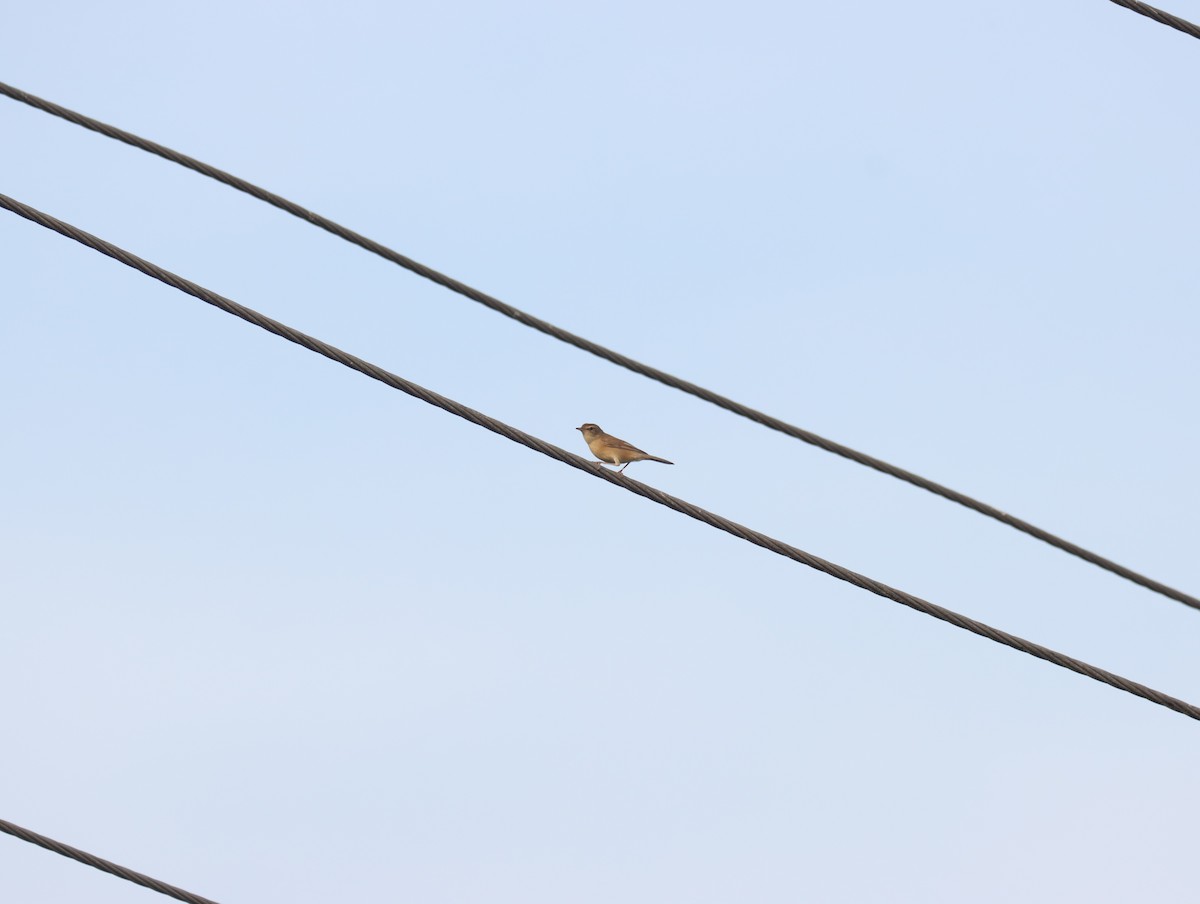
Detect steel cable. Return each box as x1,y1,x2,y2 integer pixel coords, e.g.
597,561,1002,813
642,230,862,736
0,81,1195,611
0,817,221,904
3,191,1198,724
1107,0,1200,39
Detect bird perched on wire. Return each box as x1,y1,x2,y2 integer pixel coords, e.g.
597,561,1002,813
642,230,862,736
576,423,674,473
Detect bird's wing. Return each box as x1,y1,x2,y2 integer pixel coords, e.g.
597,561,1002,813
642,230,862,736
606,436,648,454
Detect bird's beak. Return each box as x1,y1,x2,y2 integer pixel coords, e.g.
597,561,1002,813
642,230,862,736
575,426,583,432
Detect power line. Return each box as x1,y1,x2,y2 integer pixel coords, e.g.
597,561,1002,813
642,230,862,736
3,191,1198,725
0,817,221,904
1108,0,1200,39
1,83,1194,613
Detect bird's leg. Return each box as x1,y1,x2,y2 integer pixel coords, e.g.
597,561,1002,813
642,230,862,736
617,463,630,473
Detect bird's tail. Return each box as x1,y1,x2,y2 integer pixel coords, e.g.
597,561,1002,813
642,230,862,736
646,455,674,465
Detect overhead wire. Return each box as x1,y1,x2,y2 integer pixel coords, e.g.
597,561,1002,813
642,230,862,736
1107,0,1200,39
3,191,1198,725
0,816,221,904
0,81,1195,612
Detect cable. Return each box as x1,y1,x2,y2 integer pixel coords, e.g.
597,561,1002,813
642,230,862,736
0,817,220,904
3,192,1197,725
1,83,1195,613
1108,0,1200,40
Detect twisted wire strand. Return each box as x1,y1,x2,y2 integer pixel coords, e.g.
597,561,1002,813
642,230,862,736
1,82,1195,613
1108,0,1200,39
3,191,1198,724
0,817,220,904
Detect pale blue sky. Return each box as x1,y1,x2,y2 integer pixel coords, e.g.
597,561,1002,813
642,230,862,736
3,1,1199,901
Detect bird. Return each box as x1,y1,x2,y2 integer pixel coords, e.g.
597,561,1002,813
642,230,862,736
576,423,674,473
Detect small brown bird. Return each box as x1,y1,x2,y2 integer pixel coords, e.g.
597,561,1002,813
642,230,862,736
576,423,674,473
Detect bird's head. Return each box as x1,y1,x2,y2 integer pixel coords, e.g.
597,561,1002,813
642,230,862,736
577,423,602,438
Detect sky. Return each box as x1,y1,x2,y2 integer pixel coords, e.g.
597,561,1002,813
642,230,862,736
2,1,1199,901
